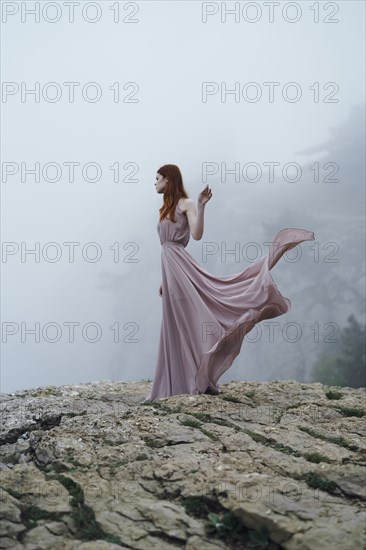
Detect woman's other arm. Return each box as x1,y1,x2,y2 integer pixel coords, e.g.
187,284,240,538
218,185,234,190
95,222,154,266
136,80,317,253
184,185,213,241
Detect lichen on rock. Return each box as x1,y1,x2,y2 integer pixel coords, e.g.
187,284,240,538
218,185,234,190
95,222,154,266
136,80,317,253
0,379,365,549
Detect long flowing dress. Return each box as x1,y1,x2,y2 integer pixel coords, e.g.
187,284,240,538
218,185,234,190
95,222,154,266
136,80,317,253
145,200,315,401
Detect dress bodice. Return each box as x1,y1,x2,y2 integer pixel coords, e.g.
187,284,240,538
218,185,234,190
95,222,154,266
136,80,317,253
157,200,190,248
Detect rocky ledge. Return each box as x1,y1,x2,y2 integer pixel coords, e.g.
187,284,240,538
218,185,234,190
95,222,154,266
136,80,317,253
0,379,365,550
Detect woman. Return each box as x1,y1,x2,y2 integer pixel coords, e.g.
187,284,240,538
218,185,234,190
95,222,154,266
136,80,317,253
145,164,315,401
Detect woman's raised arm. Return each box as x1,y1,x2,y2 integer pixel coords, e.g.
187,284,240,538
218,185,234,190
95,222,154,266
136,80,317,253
185,185,212,240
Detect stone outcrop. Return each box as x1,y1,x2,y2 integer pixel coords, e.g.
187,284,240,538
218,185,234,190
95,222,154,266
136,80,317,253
0,379,365,549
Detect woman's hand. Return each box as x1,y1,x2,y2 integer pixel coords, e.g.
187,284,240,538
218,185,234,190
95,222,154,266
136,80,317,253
159,284,162,297
198,184,213,206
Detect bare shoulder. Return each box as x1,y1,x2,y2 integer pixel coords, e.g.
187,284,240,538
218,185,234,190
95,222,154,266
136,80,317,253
178,198,194,213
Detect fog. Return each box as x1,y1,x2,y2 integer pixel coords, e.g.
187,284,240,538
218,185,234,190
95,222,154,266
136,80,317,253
1,1,365,393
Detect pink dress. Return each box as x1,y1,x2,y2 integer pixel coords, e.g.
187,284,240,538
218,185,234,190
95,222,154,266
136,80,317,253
145,201,315,401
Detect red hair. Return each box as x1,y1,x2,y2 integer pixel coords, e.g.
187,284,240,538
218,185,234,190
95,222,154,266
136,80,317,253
157,164,190,223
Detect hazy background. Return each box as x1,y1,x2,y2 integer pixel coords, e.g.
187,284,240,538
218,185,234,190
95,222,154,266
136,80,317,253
1,0,365,393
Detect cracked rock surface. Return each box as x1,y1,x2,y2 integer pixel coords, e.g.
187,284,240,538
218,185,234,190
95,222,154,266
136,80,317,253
0,379,365,549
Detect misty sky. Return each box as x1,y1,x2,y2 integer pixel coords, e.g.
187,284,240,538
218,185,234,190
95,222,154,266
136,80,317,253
1,0,365,393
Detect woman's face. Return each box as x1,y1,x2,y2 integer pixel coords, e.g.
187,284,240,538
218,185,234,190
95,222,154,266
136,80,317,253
155,172,168,194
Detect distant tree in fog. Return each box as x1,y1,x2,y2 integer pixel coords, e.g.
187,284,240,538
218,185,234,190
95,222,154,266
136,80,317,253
311,314,366,388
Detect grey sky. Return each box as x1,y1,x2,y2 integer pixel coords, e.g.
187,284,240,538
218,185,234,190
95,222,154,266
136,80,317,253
1,0,365,392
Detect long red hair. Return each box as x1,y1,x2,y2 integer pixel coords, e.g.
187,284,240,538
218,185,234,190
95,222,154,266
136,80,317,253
157,164,190,223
